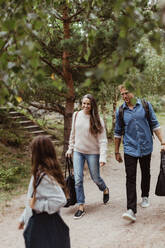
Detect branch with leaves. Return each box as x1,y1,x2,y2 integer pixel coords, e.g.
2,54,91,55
29,101,65,115
40,56,63,78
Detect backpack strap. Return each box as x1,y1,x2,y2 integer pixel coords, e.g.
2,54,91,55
141,99,153,136
118,104,125,135
31,173,46,198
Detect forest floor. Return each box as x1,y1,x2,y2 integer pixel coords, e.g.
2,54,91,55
1,131,165,248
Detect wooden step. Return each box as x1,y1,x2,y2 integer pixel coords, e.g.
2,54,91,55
6,109,59,143
9,111,20,114
0,107,15,112
8,116,28,120
22,125,39,131
17,120,34,126
52,140,59,144
9,111,24,117
30,130,46,135
23,125,39,129
0,107,9,110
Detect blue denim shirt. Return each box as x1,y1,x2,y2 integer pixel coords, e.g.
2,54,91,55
114,99,160,157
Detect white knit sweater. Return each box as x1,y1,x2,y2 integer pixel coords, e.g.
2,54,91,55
68,110,107,163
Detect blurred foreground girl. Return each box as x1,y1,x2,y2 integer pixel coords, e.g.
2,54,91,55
18,136,70,248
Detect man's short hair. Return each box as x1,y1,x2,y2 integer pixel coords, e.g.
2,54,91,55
118,84,126,91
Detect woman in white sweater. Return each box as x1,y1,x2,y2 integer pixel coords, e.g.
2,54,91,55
18,136,70,248
66,94,109,219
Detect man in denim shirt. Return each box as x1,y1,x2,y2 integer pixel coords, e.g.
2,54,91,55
114,85,165,222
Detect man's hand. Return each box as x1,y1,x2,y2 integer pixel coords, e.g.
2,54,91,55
161,144,165,151
100,162,105,167
18,222,24,230
153,129,165,151
115,153,123,163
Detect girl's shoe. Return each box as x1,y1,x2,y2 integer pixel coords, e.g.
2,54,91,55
103,188,109,204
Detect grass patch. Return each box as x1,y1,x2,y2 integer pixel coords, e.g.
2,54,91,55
0,142,31,207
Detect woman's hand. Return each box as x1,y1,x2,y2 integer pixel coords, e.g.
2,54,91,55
100,162,105,167
18,222,24,230
65,150,72,158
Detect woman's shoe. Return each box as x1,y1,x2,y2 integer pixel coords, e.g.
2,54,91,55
103,188,109,204
74,209,85,219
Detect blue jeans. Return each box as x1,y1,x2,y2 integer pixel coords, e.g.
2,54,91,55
73,151,107,205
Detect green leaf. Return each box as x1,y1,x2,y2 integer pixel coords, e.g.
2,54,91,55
119,28,126,38
30,56,39,68
84,47,91,62
3,19,16,31
52,58,61,66
82,78,91,87
51,79,64,91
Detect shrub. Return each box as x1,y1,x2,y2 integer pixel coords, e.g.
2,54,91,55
0,129,23,147
0,166,24,190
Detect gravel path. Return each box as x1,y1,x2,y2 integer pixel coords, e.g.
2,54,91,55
1,135,165,248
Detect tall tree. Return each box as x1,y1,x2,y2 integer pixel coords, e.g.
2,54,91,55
0,0,162,152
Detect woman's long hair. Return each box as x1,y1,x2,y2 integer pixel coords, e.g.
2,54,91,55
82,94,103,135
31,136,66,194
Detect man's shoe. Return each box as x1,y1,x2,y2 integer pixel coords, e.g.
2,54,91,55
122,209,136,222
140,197,150,208
103,188,109,204
74,210,85,219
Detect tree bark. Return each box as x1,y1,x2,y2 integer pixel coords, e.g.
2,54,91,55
62,6,75,159
111,88,118,136
100,100,108,134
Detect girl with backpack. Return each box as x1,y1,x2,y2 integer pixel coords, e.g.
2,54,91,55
66,94,109,219
18,135,70,248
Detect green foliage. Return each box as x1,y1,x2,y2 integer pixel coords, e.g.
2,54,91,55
0,129,23,147
147,95,165,112
0,0,163,105
0,166,24,190
0,0,164,142
0,140,31,198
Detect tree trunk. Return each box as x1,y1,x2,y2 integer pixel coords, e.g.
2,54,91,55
110,88,118,137
100,100,108,134
62,6,75,161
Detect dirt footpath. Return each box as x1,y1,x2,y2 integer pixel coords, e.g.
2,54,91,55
1,137,165,248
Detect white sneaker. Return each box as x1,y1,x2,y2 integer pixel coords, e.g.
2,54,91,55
141,197,150,208
122,209,136,222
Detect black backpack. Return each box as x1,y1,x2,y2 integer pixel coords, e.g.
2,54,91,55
119,99,153,136
155,150,165,196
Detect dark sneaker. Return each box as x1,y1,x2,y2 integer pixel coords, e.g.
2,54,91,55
74,210,85,219
64,199,71,208
103,188,109,204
